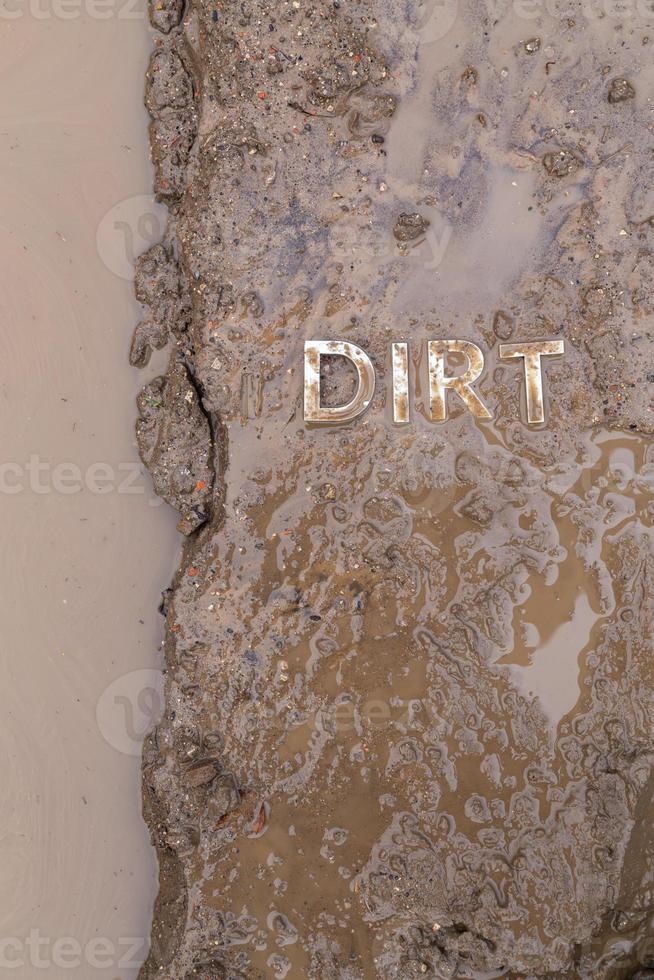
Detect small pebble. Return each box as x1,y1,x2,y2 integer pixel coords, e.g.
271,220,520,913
608,77,635,103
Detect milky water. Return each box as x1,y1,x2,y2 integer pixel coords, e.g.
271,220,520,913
0,6,177,977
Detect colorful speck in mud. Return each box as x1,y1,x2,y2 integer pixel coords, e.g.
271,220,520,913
133,0,654,977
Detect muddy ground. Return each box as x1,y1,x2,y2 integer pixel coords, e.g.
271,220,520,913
131,0,654,976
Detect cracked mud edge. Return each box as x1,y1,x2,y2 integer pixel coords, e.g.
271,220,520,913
131,0,653,977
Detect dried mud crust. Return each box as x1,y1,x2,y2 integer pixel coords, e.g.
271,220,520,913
133,0,653,977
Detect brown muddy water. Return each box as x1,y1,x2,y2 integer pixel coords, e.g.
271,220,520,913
0,6,178,978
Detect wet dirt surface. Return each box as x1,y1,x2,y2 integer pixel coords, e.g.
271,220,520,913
134,0,653,977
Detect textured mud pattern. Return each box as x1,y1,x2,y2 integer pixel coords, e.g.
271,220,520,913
132,0,654,977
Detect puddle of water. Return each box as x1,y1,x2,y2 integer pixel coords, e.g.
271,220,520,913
0,7,178,978
391,166,549,315
510,591,599,726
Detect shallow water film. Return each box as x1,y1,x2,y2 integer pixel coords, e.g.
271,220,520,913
132,0,653,977
0,6,180,979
